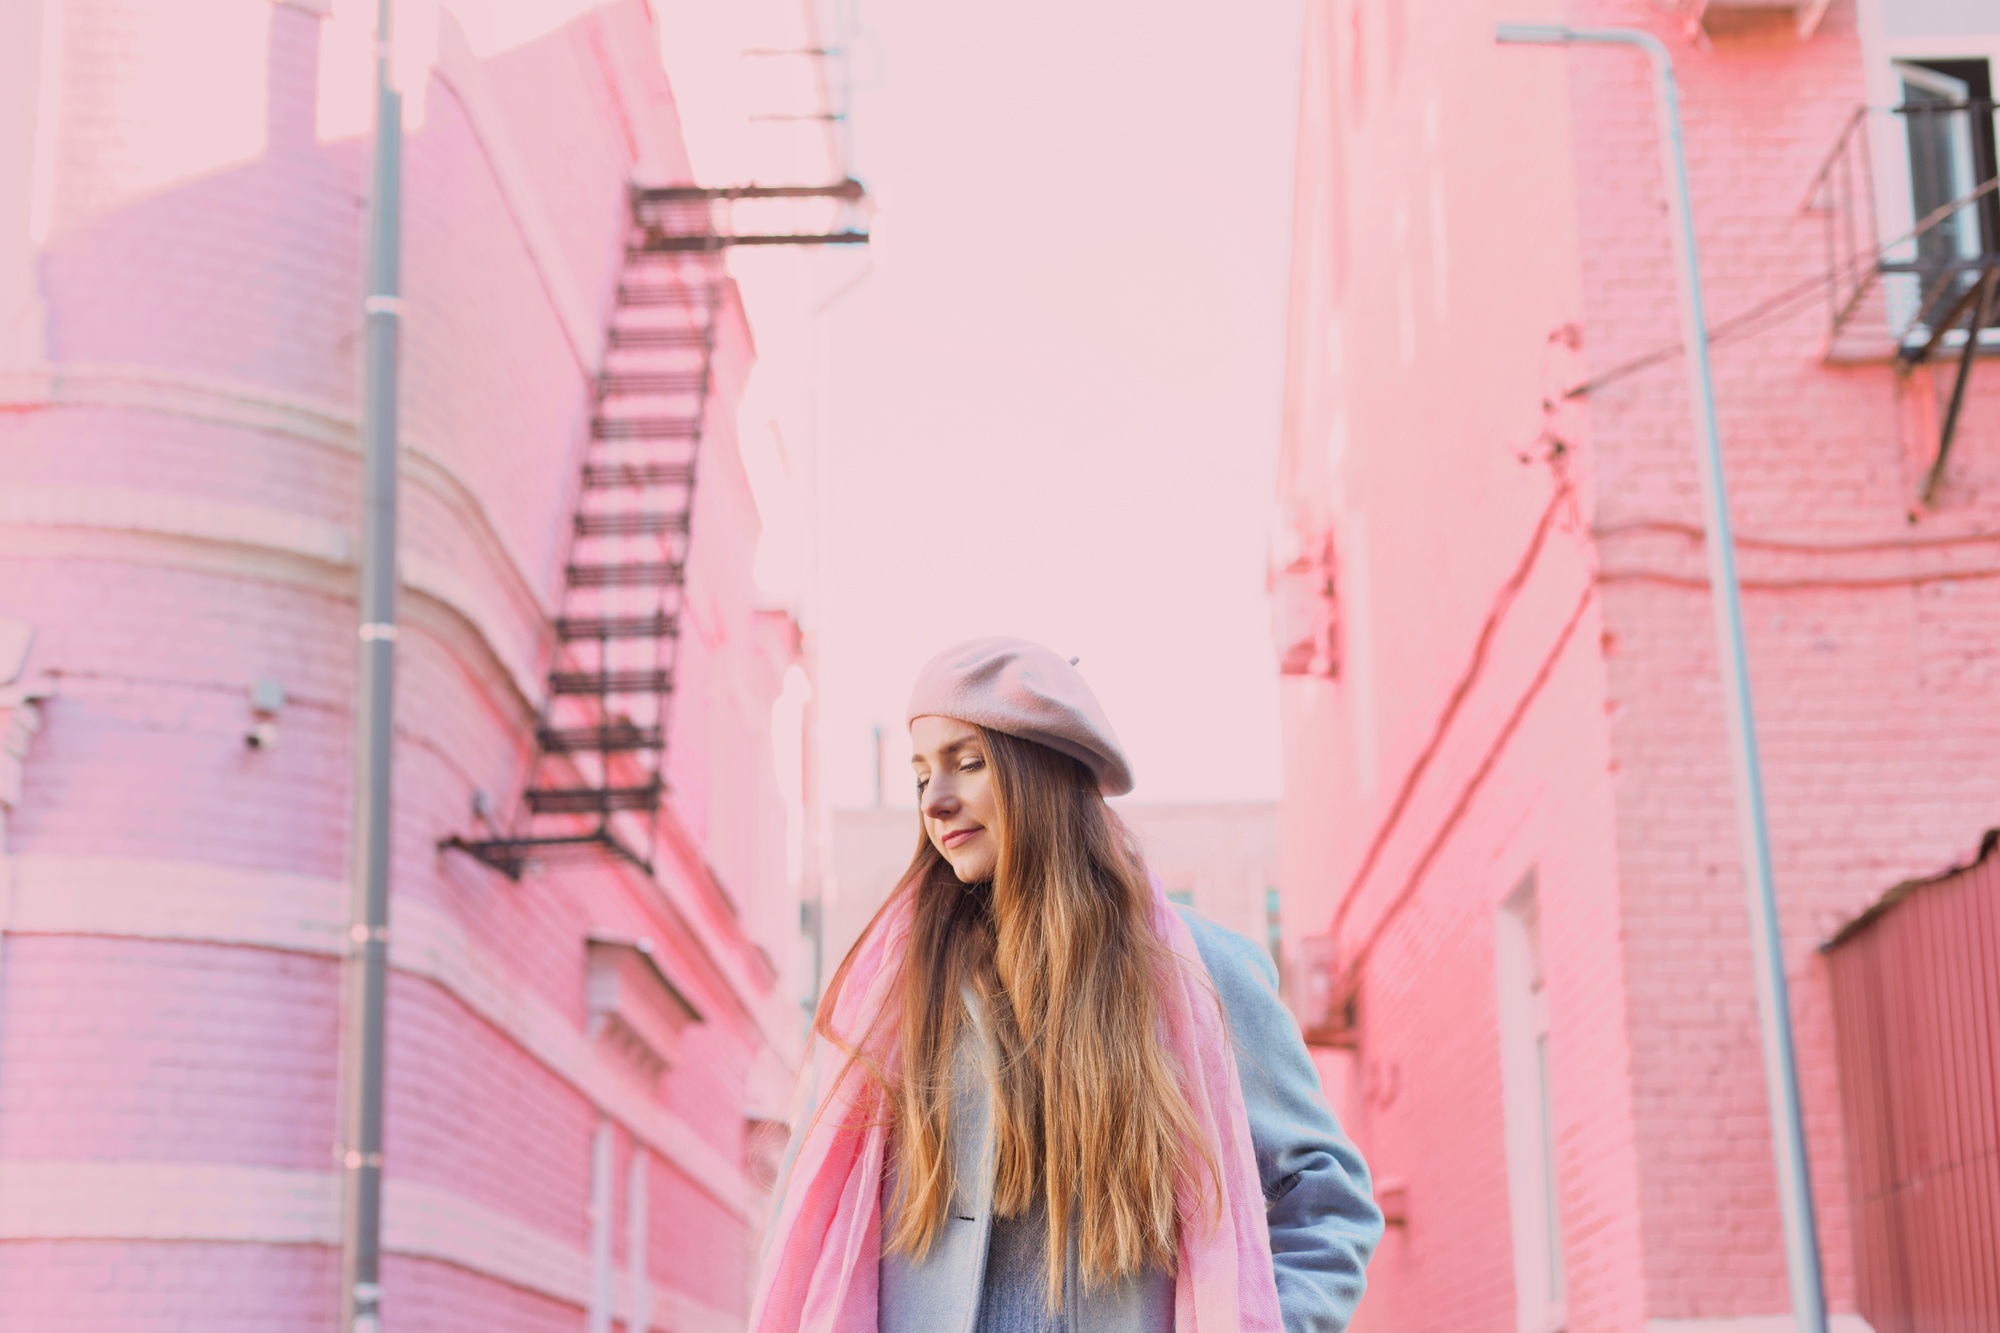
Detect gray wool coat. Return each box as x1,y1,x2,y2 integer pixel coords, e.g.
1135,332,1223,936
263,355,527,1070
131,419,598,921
878,910,1383,1333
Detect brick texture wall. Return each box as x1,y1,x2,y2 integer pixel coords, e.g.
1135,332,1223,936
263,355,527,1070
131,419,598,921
0,2,798,1327
1276,0,2000,1329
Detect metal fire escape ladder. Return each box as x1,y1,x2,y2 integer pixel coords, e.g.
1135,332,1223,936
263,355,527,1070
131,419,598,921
447,239,716,877
446,180,867,879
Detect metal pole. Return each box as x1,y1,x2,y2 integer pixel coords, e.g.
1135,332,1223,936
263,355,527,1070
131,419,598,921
1496,24,1828,1333
342,0,400,1328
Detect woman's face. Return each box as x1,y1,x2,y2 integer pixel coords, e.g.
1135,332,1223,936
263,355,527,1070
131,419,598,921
910,715,1000,883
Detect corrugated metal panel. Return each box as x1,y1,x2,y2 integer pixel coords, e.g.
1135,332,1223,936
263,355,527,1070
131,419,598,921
1825,839,2000,1333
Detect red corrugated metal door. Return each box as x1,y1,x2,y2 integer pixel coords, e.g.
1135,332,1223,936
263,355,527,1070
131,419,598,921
1825,840,2000,1333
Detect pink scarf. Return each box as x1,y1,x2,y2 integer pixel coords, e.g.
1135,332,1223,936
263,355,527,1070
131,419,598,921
749,879,1283,1332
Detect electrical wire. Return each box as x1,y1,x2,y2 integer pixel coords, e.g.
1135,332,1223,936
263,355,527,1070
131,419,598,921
1317,175,2000,987
1328,481,1576,943
1571,174,2000,400
1345,581,1597,979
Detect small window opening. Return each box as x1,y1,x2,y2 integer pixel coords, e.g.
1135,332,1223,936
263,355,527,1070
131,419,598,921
1894,58,1999,335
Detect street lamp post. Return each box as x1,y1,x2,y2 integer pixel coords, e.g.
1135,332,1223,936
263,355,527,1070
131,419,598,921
1495,24,1829,1333
342,0,401,1329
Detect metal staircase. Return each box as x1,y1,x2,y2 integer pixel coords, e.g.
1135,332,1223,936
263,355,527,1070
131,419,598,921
447,180,865,879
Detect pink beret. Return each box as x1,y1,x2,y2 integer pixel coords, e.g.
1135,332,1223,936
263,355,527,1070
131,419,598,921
907,637,1134,796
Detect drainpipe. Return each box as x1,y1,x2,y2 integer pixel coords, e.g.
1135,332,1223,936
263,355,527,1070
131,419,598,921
341,0,401,1328
1495,25,1829,1333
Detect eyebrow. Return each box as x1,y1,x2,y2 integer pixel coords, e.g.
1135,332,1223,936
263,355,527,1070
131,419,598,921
910,736,979,767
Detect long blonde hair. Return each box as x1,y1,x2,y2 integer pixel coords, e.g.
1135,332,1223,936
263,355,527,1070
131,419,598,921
814,727,1219,1306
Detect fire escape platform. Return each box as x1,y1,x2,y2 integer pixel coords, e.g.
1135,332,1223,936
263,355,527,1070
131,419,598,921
1807,96,1999,504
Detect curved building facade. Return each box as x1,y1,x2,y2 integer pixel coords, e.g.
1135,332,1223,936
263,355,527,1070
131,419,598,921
0,2,802,1327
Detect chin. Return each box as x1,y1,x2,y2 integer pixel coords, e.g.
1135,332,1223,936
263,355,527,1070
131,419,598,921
944,850,996,883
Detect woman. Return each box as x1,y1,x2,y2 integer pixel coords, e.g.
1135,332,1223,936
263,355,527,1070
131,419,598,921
754,638,1382,1333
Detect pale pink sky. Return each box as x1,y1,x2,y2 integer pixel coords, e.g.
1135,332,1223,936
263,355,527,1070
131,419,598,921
816,0,1306,808
64,0,1302,812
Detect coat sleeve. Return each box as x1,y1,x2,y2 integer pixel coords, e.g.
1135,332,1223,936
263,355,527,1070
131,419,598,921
1181,909,1383,1333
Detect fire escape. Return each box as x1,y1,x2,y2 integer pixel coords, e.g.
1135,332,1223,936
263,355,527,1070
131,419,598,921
446,179,865,877
1808,88,2000,503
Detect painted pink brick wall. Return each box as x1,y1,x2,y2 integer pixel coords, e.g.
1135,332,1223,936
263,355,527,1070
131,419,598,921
1566,0,1999,1318
1332,623,1641,1333
396,76,602,599
43,5,363,403
383,975,600,1247
0,938,341,1169
0,2,792,1326
1276,0,2000,1329
0,1241,341,1333
483,24,651,317
649,1157,756,1314
387,1255,581,1333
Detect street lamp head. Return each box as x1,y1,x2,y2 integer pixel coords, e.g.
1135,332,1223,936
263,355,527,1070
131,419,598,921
1496,22,1672,62
1494,23,1572,44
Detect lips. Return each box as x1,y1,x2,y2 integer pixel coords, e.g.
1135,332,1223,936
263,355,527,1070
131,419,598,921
941,827,982,849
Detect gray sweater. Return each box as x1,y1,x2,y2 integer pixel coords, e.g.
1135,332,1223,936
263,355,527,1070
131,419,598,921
975,1205,1074,1333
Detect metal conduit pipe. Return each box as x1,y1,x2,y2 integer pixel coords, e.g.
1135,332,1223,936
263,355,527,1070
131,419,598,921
1495,23,1830,1333
341,0,401,1328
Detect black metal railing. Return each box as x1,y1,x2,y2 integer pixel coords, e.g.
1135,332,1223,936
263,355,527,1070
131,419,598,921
1806,99,2000,356
631,178,868,251
1805,98,2000,502
1804,106,1880,343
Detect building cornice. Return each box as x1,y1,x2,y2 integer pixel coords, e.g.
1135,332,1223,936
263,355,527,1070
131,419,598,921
0,361,558,615
0,486,545,719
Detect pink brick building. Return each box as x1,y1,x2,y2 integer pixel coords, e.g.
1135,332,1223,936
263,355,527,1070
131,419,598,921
1272,2,1999,1331
0,2,807,1327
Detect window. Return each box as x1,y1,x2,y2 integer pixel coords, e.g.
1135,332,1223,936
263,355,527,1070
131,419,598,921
1864,0,2000,343
1496,874,1565,1333
1894,58,1998,334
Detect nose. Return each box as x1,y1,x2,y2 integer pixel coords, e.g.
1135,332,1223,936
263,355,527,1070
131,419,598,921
921,782,956,821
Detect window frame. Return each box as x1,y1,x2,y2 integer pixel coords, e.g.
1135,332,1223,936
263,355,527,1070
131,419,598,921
1855,0,2000,342
1496,872,1567,1333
